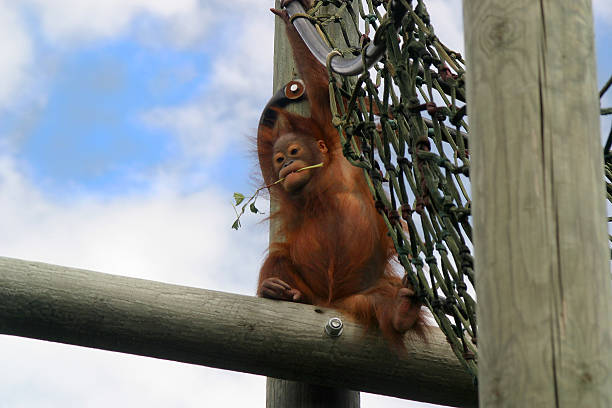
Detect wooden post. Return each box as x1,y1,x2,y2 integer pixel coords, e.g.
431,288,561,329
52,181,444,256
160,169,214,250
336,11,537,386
463,1,612,406
268,2,360,406
0,256,477,407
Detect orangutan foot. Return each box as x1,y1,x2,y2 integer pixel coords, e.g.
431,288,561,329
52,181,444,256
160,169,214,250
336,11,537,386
391,287,421,333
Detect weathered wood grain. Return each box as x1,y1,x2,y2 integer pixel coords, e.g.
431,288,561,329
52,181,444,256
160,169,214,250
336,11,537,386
463,0,612,406
0,256,476,407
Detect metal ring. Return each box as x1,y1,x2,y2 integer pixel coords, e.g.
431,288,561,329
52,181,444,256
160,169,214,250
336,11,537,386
285,0,407,76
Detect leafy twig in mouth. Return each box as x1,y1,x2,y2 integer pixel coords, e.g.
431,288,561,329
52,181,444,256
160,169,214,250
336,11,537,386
231,162,324,229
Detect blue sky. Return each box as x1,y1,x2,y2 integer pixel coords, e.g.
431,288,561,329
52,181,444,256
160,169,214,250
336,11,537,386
18,42,189,193
0,1,610,407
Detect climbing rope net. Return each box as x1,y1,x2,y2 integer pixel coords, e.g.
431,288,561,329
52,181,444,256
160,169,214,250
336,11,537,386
292,0,612,380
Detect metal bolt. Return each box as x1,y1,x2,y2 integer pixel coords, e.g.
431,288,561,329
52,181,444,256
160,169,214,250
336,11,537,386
324,317,344,337
284,79,305,100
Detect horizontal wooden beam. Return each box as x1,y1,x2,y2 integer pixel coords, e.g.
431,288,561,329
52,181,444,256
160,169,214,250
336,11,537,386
0,256,477,407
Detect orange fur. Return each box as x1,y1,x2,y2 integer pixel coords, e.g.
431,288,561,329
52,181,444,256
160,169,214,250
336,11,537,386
257,9,426,348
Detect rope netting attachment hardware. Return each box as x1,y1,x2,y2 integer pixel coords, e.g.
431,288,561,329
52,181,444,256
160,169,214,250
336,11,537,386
285,0,407,75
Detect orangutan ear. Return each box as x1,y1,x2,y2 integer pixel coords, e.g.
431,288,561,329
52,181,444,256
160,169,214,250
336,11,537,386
317,140,328,153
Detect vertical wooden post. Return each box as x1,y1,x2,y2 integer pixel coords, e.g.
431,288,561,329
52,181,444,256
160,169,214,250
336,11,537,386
267,1,360,407
464,0,612,406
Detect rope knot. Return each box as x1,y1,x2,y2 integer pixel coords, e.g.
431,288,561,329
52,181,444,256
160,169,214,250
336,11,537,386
401,203,413,219
388,209,400,225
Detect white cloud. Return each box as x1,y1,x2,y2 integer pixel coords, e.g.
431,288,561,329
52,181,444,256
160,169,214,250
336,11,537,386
23,0,213,47
426,0,464,54
140,95,262,164
0,0,269,112
0,1,33,109
0,335,266,408
594,0,612,22
140,8,274,160
0,156,267,292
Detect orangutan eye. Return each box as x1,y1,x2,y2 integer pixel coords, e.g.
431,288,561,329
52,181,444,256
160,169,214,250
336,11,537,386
290,147,299,155
276,156,284,163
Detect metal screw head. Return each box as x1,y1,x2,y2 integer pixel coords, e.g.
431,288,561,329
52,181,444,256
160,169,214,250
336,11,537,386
325,317,344,337
284,79,305,100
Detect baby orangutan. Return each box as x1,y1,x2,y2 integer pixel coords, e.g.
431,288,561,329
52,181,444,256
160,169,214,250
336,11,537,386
257,0,427,347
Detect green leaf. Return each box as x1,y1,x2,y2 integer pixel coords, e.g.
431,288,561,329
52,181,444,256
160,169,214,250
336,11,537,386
231,219,241,230
233,192,245,205
249,202,259,214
